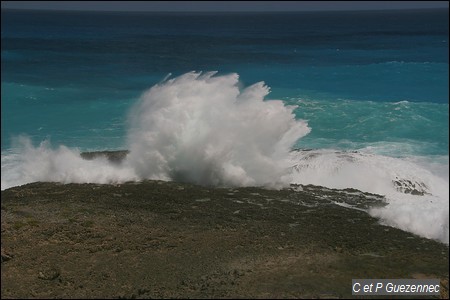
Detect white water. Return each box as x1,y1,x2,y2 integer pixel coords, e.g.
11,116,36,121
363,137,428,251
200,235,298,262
1,72,448,244
125,71,309,187
1,137,138,187
289,149,449,244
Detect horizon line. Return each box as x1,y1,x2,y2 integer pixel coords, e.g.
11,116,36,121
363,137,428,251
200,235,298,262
2,7,448,13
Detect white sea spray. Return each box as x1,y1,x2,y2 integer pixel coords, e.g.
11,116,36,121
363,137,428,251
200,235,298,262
125,71,310,187
1,72,448,244
290,149,449,244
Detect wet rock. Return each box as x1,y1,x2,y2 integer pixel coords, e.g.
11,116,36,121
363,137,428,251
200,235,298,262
80,150,129,164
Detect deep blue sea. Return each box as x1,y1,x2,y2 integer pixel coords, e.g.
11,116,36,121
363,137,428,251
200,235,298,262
1,9,449,243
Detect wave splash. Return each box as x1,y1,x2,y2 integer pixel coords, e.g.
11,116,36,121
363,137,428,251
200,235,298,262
1,137,137,189
290,149,449,244
1,71,448,244
1,71,310,189
125,71,310,187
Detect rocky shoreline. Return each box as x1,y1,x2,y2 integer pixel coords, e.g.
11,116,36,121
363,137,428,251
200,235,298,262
1,176,448,298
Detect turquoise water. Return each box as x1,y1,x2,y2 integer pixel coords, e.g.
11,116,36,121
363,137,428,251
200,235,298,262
1,9,448,153
291,99,449,156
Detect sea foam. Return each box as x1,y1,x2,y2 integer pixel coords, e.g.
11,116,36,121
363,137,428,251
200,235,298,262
290,149,449,244
1,136,137,189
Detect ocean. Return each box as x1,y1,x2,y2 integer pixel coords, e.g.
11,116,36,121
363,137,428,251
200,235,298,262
1,9,448,243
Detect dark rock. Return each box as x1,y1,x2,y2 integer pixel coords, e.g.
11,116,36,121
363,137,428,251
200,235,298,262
1,180,447,298
80,150,129,163
38,268,60,280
